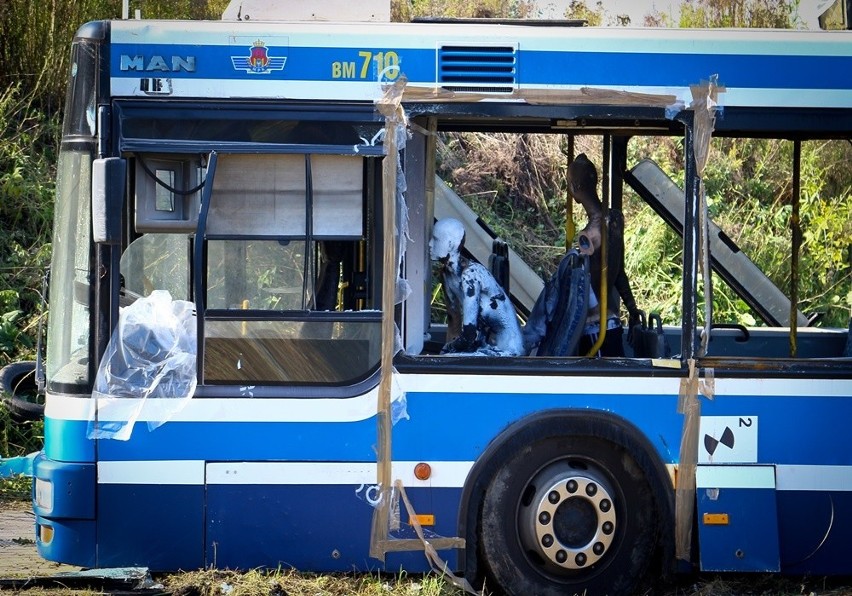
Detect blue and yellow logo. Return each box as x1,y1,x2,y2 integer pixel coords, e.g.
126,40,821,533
231,40,286,74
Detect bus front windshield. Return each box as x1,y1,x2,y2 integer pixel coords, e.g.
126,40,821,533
46,145,93,391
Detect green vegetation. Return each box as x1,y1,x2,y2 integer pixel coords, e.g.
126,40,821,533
0,85,54,368
0,399,42,458
5,568,852,595
163,568,461,596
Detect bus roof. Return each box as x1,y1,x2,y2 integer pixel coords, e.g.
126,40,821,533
106,20,851,111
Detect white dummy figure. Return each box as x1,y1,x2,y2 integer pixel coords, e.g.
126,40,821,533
429,218,524,356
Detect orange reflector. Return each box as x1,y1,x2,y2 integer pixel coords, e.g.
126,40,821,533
39,524,54,544
414,462,432,481
410,514,435,526
703,513,729,525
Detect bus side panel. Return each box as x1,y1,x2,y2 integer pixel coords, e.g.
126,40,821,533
96,483,204,570
205,483,375,571
696,381,852,576
777,491,852,574
696,465,780,572
205,462,460,572
395,384,684,465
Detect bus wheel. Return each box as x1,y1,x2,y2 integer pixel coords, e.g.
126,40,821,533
479,431,660,596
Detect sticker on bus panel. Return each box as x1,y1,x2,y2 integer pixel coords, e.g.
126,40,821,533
230,37,287,74
698,416,758,464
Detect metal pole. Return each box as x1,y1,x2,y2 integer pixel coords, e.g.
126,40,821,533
682,124,699,361
790,140,801,357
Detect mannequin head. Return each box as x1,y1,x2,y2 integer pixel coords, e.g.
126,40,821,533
429,218,466,262
567,152,599,200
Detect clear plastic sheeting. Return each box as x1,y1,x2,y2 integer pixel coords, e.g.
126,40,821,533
391,374,409,425
87,290,197,441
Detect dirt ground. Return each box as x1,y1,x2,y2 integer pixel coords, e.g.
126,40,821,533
0,500,80,577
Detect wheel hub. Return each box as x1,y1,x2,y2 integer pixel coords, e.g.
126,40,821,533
524,472,617,570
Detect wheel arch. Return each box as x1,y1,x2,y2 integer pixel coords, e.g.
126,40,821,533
457,408,676,585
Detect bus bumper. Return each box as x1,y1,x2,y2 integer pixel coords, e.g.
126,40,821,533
31,451,97,568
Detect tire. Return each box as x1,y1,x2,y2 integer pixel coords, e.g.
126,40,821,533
0,361,44,421
478,418,662,596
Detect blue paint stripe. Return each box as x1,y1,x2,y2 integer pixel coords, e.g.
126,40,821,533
73,392,685,463
95,418,380,461
110,44,852,91
44,417,95,462
44,392,852,468
701,396,852,467
523,52,852,90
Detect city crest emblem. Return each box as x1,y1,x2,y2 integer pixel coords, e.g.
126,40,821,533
231,40,286,74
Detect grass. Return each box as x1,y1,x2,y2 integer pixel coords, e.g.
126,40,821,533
0,399,44,458
162,568,460,595
0,473,31,501
157,571,852,596
6,569,852,596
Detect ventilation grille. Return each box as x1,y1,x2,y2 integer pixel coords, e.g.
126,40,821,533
438,45,517,92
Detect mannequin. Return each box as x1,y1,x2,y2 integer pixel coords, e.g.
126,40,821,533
430,218,524,356
568,153,642,356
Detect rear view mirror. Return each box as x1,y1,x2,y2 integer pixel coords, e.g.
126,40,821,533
92,157,126,244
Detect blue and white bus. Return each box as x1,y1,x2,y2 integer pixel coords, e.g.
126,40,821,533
24,3,852,594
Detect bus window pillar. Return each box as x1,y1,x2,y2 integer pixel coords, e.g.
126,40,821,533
682,124,700,361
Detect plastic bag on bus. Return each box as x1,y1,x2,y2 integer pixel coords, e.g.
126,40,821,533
87,290,197,441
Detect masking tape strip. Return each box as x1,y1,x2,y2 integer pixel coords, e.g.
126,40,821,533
675,361,716,562
370,76,408,561
700,367,715,400
675,358,700,561
676,78,721,559
400,85,678,108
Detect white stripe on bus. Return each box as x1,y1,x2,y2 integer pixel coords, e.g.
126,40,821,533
776,465,852,492
94,460,852,491
97,460,474,487
98,460,205,485
696,465,775,489
109,76,852,109
46,376,852,422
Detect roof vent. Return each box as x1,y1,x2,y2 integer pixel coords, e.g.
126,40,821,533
438,45,517,92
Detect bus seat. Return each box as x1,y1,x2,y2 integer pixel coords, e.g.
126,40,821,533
629,312,671,358
488,238,510,294
524,250,589,357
